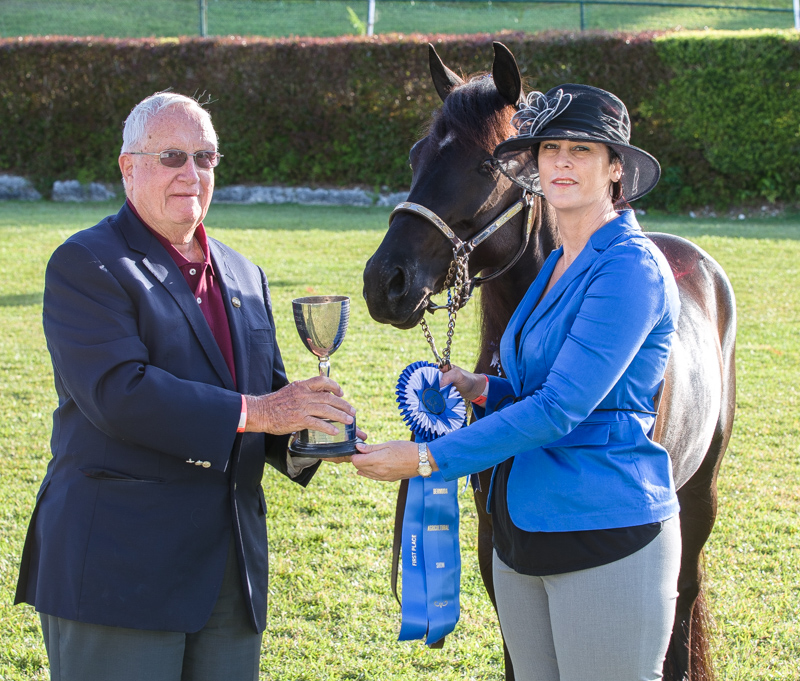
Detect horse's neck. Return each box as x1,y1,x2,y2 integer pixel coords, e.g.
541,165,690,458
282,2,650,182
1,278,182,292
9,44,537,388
475,199,560,376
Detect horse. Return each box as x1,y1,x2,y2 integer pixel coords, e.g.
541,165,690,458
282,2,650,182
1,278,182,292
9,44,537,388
362,42,736,681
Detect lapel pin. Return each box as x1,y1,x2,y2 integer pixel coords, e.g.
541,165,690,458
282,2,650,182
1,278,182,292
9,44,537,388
231,297,241,308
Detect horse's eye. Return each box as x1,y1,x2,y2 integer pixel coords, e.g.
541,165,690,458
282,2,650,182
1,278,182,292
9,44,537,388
480,159,497,174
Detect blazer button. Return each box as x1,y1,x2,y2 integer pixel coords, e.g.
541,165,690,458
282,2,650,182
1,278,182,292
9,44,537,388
202,461,211,468
195,460,202,466
231,297,241,308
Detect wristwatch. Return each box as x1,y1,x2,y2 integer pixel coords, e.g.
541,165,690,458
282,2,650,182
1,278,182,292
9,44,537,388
417,442,433,478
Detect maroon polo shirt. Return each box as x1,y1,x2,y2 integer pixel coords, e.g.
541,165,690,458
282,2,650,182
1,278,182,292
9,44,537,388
127,200,237,388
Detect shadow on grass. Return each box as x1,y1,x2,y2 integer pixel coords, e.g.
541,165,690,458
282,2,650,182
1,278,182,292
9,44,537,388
0,293,42,307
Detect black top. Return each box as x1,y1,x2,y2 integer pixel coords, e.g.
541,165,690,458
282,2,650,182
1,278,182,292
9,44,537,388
492,458,662,576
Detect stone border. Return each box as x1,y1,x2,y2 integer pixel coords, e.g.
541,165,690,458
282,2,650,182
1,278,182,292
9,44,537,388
0,175,42,201
0,175,408,207
211,184,408,207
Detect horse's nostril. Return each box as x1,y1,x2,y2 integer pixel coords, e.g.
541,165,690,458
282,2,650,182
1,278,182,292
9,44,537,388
387,266,409,302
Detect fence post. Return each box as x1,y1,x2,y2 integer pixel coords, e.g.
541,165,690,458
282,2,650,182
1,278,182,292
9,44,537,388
794,0,800,30
367,0,376,35
199,0,208,37
580,1,585,29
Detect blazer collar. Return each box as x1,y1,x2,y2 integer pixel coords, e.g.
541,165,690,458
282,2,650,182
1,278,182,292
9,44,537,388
116,201,155,255
500,210,640,393
115,203,238,391
587,209,640,252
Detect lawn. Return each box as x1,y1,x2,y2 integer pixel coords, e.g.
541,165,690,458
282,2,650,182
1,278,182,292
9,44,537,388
0,201,798,680
0,0,794,39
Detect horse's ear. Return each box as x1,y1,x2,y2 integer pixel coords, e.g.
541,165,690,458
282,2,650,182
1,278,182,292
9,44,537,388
492,42,524,106
429,44,464,102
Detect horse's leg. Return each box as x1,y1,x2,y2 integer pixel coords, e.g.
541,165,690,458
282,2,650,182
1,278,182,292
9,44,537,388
665,474,716,681
474,468,515,681
665,411,732,681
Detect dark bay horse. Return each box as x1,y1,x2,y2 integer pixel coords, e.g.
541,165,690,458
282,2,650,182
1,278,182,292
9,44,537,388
362,43,736,681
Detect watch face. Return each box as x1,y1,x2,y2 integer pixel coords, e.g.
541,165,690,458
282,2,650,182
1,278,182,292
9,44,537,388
418,463,433,477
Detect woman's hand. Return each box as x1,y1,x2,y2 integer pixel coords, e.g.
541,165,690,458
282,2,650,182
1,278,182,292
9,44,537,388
351,440,438,481
439,364,487,402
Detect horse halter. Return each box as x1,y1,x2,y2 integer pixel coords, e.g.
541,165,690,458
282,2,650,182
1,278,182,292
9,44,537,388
388,189,536,370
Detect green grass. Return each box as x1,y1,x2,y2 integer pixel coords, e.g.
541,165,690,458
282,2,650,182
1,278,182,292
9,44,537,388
1,201,798,680
0,0,795,39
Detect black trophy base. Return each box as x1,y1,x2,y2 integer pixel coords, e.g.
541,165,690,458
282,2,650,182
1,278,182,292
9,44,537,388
288,419,361,458
288,437,363,458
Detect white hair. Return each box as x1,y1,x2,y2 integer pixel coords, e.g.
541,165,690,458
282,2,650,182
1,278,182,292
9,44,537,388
120,91,217,153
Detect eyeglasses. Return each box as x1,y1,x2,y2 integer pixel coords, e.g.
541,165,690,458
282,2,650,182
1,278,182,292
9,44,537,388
128,149,223,169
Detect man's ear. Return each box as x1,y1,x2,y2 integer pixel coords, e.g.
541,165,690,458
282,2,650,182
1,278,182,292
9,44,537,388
119,154,134,190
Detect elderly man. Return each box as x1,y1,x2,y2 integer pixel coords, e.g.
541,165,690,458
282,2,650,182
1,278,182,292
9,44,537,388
15,92,357,681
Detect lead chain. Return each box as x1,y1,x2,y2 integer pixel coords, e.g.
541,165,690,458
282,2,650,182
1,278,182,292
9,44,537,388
420,253,470,371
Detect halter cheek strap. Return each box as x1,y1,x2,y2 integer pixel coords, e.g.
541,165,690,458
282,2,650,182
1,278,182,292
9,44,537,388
389,190,536,289
388,189,536,369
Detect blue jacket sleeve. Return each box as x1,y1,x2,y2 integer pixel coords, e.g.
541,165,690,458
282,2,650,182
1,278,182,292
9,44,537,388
430,244,672,481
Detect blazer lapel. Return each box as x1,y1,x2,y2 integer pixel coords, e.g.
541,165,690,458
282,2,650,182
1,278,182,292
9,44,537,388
210,241,250,394
517,212,636,335
118,204,236,391
523,241,601,330
499,212,634,394
500,248,561,394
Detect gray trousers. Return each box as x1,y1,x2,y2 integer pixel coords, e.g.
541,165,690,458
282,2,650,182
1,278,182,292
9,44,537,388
493,514,681,681
40,540,262,681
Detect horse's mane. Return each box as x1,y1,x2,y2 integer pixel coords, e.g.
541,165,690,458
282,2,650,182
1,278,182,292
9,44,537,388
426,74,516,153
425,73,556,377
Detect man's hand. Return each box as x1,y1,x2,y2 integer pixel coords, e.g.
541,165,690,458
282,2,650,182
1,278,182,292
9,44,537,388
245,376,356,436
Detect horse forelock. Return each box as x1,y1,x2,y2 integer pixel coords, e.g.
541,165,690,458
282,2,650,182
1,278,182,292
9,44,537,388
427,74,516,153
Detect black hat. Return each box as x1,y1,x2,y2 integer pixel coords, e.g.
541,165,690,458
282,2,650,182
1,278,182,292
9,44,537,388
493,84,660,202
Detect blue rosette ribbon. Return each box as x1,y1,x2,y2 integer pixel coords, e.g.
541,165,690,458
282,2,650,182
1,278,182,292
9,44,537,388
395,361,466,647
396,361,467,439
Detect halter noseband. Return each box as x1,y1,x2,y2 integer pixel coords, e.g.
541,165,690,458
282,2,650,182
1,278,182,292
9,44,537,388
388,189,536,370
389,189,536,300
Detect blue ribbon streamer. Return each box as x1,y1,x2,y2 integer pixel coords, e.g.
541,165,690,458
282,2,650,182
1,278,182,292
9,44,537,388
396,362,465,646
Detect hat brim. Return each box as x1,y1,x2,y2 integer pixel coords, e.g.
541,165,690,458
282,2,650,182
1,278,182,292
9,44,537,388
493,132,661,203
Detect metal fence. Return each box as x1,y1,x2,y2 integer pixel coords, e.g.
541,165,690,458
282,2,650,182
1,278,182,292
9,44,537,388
1,0,797,39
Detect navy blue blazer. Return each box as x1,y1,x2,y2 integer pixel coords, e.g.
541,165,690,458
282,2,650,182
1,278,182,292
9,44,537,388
432,211,681,532
15,203,316,633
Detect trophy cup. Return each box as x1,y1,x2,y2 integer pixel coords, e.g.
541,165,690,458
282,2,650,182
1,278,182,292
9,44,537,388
288,295,360,458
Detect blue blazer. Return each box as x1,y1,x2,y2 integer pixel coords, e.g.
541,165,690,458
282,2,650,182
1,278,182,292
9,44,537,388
15,203,316,633
431,211,681,532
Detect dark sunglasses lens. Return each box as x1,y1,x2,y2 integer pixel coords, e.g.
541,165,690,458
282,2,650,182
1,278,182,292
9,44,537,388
195,152,219,168
159,150,188,168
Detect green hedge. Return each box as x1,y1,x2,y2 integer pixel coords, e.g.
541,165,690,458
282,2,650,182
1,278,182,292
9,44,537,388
1,30,799,209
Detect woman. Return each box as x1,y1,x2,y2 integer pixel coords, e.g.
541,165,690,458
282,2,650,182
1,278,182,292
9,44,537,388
353,84,681,681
